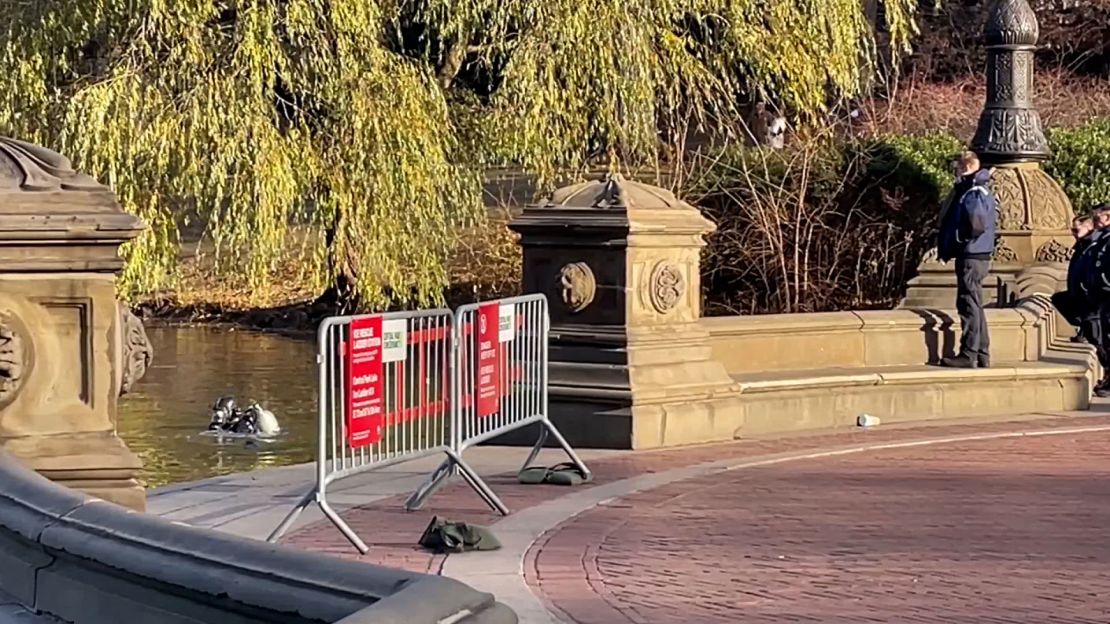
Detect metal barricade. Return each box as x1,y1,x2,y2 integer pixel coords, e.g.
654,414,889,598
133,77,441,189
405,294,591,514
267,309,502,554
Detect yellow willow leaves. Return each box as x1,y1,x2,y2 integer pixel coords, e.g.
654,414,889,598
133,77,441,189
0,0,923,309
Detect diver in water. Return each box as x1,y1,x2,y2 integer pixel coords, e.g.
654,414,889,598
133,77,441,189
208,396,239,432
207,396,280,436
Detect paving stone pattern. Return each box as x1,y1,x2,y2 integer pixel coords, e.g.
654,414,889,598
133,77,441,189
530,429,1110,623
282,414,1110,622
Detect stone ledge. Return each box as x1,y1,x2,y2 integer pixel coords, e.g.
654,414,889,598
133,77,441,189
735,372,1089,438
630,297,1096,446
703,298,1077,375
734,361,1088,394
0,452,517,624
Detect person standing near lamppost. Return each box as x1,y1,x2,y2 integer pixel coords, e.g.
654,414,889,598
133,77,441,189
937,151,998,369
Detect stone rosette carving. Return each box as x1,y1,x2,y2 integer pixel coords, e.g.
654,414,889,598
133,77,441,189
648,262,686,314
557,262,596,313
0,314,28,407
993,240,1020,263
118,302,152,396
1034,239,1072,263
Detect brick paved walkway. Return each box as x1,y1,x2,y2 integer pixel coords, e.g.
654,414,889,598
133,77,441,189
280,414,1110,622
531,427,1110,623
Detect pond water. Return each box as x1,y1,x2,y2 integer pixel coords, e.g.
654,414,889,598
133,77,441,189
117,326,317,488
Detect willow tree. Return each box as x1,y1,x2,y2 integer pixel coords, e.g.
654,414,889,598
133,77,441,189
0,0,925,310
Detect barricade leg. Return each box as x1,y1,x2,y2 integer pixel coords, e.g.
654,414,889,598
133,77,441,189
266,488,316,543
403,458,454,511
539,418,592,481
404,451,509,515
266,487,370,554
447,448,510,515
320,498,371,555
518,418,593,482
520,425,549,473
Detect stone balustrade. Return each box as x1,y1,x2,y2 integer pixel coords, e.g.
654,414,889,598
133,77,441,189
690,295,1095,441
704,297,1072,375
0,451,515,624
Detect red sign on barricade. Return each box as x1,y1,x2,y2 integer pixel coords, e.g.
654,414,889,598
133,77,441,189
347,316,384,447
476,302,501,417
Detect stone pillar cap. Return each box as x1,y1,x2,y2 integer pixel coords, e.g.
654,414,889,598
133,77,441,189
513,173,715,236
0,137,144,271
546,173,684,210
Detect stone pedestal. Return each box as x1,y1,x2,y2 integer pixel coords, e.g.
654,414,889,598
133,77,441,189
0,137,151,510
509,175,741,449
900,0,1074,309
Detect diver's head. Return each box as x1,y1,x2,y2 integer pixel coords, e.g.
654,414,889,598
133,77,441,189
209,396,237,429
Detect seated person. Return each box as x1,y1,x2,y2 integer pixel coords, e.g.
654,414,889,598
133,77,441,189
1052,214,1095,341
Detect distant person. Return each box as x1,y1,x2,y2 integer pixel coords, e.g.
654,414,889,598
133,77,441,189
1052,215,1095,342
1078,203,1110,396
936,151,997,369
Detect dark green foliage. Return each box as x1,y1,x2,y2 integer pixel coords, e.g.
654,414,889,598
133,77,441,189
1046,119,1110,215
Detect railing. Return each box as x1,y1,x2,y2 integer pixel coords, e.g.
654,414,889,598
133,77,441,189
405,295,589,513
268,294,589,554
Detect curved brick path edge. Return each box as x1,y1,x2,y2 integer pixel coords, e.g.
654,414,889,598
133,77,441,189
450,419,1110,623
525,423,1110,624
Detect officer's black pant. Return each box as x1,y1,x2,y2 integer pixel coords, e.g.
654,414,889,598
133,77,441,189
1051,291,1086,329
955,257,991,360
1082,304,1110,380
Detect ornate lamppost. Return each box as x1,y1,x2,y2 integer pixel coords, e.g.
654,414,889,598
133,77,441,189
902,0,1073,308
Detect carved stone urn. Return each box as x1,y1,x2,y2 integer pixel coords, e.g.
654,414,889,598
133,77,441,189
901,0,1074,308
0,137,152,510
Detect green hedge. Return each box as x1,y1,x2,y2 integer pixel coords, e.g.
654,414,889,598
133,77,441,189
1046,118,1110,213
694,120,1109,315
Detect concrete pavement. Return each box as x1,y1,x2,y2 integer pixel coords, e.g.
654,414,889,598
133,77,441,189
148,446,623,540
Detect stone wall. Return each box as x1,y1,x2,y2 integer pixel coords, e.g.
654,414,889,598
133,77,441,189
704,304,1058,374
0,451,515,624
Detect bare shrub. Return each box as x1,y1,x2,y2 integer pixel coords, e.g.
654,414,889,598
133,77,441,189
854,70,1110,139
690,130,956,316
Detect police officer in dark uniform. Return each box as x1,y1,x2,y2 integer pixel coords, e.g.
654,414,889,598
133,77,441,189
1077,204,1110,396
1052,215,1095,341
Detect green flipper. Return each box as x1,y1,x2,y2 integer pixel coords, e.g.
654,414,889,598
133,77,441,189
518,462,591,486
418,516,502,553
517,466,550,484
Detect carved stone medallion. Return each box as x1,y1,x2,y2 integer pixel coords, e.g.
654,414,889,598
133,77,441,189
557,262,596,313
0,314,28,407
118,302,152,396
1034,239,1072,263
648,262,686,314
